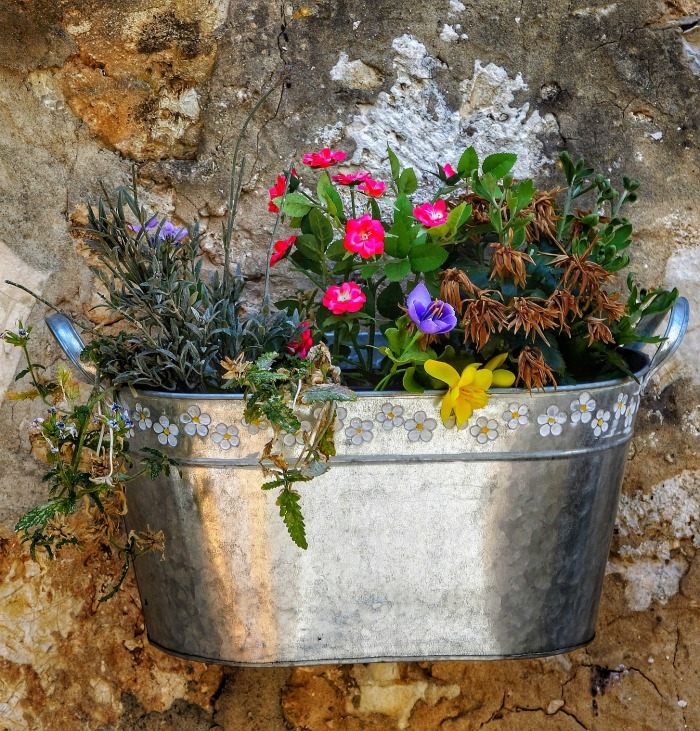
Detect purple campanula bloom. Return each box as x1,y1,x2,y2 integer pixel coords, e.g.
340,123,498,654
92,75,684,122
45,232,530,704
406,282,458,335
131,215,187,243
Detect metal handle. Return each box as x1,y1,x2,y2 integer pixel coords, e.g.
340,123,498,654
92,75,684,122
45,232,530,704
641,296,689,387
45,313,98,384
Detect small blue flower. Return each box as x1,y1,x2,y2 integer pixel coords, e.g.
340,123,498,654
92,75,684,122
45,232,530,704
17,328,28,337
124,418,134,429
110,402,121,413
47,406,57,414
107,419,119,429
56,420,65,429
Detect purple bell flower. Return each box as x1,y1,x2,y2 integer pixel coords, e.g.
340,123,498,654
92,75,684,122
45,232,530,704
132,215,187,243
406,282,458,335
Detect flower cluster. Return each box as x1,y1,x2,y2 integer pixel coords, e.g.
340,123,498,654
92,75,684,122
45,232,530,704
267,145,676,394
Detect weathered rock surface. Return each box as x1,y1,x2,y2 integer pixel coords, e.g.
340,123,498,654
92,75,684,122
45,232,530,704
1,0,699,729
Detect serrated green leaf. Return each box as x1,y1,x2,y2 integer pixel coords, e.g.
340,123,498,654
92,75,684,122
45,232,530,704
458,146,479,176
398,168,418,195
482,153,517,179
384,259,411,282
277,489,308,549
280,192,313,217
408,244,449,273
309,208,334,247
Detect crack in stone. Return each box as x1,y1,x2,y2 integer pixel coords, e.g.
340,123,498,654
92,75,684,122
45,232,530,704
627,666,664,700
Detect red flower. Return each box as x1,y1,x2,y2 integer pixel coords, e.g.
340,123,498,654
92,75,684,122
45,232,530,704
343,214,385,258
331,170,371,185
357,178,386,198
302,148,347,168
286,323,313,359
442,163,457,178
322,282,366,314
268,169,297,213
413,200,449,227
269,235,296,266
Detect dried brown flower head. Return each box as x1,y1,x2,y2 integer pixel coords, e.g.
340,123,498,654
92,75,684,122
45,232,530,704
507,296,560,344
489,242,534,288
439,268,480,311
586,316,615,345
461,292,509,351
550,249,619,308
523,189,561,242
130,526,166,556
221,354,250,381
546,289,581,334
595,290,626,322
460,193,494,226
517,346,557,391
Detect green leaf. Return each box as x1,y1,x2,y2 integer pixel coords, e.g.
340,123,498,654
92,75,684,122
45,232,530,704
482,153,517,180
403,367,425,393
387,145,401,181
361,263,382,278
458,146,479,176
294,234,322,260
302,384,358,403
398,168,418,195
277,489,308,549
309,208,334,247
326,240,348,261
377,282,405,320
281,192,313,217
384,259,411,282
15,500,68,532
514,179,536,212
408,244,449,272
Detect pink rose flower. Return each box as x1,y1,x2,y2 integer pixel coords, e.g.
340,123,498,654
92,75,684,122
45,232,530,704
357,179,386,198
269,235,296,266
343,214,385,258
268,169,297,213
331,170,371,185
322,282,366,314
413,199,449,227
302,148,347,168
442,163,457,178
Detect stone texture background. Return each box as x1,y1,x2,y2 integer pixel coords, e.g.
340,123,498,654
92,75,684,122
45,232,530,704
1,0,699,729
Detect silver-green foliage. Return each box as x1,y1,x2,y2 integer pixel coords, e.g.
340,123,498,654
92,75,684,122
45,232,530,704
80,175,303,392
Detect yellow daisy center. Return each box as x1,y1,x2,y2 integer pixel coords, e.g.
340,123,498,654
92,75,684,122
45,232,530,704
481,426,490,434
416,423,424,430
511,411,519,418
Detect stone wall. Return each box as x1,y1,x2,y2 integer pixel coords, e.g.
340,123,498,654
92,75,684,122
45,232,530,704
1,0,699,729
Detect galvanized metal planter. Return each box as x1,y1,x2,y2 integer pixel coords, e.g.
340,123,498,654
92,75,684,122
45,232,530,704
46,298,688,666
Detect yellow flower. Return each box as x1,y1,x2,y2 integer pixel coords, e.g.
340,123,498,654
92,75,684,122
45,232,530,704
425,355,516,427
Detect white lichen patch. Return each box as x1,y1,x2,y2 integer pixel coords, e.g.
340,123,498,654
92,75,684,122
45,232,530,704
572,3,618,18
681,26,700,76
337,35,558,191
439,24,460,43
349,663,460,729
607,558,688,611
151,87,201,146
609,470,700,610
330,53,384,89
448,0,466,15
